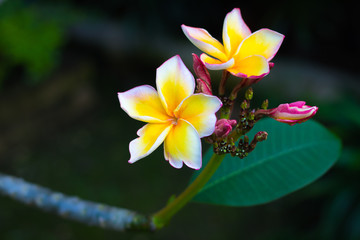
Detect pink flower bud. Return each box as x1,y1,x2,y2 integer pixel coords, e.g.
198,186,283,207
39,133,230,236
196,78,212,95
192,53,211,86
269,62,275,69
268,101,318,126
214,119,237,138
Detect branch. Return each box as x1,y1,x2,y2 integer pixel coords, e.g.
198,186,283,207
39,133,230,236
0,173,154,231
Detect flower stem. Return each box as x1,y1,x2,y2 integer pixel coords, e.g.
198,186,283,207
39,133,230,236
151,153,226,229
229,78,247,100
218,70,230,96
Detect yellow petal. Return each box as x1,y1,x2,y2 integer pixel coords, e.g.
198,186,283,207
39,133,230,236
222,8,251,57
174,94,222,138
236,28,284,61
164,119,201,169
182,25,227,62
200,53,234,70
156,55,195,116
118,85,171,123
228,55,269,78
129,123,172,163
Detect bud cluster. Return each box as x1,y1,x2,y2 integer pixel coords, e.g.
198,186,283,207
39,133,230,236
191,53,318,161
208,87,268,159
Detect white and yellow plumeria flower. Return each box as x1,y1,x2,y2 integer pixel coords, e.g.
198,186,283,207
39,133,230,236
118,55,222,170
182,8,284,79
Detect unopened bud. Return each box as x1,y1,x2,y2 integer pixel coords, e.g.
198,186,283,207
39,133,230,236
244,135,249,145
192,53,211,86
261,99,269,110
196,78,212,95
269,62,275,70
245,87,253,100
249,131,268,151
248,110,255,121
214,119,237,139
255,131,268,142
240,100,249,110
268,101,318,126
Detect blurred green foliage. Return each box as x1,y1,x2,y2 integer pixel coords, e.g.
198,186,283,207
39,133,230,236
0,0,74,86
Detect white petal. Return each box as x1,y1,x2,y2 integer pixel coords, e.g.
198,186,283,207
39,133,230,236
200,54,235,70
182,25,227,62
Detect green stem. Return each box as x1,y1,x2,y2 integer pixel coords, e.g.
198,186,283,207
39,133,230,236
151,153,226,229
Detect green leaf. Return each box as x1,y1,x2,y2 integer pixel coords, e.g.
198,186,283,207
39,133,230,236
192,119,341,206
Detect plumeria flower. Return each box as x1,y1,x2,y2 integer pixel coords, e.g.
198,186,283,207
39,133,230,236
256,101,318,125
118,55,222,169
182,8,284,79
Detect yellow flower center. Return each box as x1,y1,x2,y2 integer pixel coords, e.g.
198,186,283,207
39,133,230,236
171,117,179,125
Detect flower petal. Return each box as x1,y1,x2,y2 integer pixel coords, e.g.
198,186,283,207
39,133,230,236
118,85,171,123
228,55,269,79
164,148,183,169
156,55,195,116
200,53,234,70
129,123,172,163
174,94,222,138
222,8,251,57
236,28,284,61
164,119,202,170
182,25,227,62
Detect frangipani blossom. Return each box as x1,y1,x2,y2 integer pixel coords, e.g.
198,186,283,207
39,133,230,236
118,55,222,170
182,8,284,79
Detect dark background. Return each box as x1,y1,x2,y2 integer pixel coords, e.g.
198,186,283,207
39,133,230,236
0,0,359,239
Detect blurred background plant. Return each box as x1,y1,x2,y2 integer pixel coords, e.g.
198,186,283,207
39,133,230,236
0,0,359,239
0,0,81,86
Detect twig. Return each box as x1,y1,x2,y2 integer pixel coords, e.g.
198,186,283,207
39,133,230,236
0,173,154,232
